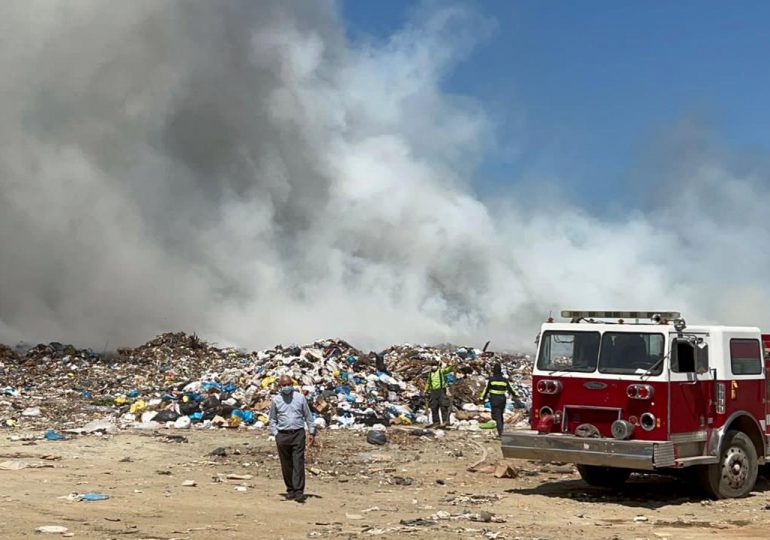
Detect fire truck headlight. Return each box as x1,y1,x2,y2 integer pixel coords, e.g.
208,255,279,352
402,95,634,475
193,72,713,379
640,412,656,431
611,419,634,440
537,379,562,395
627,384,654,400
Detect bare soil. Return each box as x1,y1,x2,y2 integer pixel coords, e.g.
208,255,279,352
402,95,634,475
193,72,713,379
2,428,770,539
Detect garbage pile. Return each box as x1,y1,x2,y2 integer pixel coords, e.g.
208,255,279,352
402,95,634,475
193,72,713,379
0,333,532,435
0,344,19,364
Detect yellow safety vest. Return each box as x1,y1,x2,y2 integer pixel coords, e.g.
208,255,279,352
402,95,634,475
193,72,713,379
427,367,451,390
481,379,512,399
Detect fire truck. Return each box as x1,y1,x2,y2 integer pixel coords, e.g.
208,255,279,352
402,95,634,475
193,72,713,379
501,310,770,498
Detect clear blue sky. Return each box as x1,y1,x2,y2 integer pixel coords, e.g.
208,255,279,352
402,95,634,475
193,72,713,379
341,1,770,211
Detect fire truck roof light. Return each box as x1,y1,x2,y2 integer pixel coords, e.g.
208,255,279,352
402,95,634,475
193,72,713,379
560,310,681,321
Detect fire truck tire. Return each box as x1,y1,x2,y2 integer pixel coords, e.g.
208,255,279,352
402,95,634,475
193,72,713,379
576,465,631,489
700,430,758,499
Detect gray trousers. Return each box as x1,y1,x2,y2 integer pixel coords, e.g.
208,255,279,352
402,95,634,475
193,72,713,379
429,388,450,424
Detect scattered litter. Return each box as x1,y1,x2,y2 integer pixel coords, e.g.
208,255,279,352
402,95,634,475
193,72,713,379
470,511,495,523
35,525,69,534
225,473,253,480
77,492,109,502
65,419,116,435
44,430,65,441
445,493,501,505
366,430,387,445
392,476,414,486
493,463,518,478
399,518,436,527
0,460,54,470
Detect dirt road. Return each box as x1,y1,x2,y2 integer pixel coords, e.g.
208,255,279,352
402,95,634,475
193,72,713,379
2,428,770,539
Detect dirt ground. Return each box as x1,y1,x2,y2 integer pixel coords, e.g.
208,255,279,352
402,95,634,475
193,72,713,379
2,428,770,539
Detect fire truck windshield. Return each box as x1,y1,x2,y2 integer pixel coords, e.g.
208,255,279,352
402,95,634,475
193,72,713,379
536,331,600,372
536,330,666,375
598,332,665,375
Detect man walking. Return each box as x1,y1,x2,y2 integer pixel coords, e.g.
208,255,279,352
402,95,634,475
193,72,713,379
425,361,453,428
268,375,316,503
480,363,517,437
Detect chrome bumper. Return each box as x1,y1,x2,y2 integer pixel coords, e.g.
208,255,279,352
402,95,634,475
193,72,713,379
500,430,675,470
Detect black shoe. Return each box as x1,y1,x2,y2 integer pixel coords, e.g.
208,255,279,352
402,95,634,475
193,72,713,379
284,492,296,500
294,493,307,503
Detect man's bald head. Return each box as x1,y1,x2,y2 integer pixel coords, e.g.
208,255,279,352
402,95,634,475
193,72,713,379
279,375,292,386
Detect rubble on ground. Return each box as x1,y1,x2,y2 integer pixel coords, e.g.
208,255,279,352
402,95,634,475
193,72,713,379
0,332,532,435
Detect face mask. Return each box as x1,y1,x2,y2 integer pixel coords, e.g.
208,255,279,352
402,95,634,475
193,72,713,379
280,386,293,396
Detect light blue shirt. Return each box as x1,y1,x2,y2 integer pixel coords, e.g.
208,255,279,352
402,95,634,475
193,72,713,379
268,391,316,436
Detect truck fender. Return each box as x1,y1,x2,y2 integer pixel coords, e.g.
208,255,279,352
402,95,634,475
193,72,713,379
707,411,766,461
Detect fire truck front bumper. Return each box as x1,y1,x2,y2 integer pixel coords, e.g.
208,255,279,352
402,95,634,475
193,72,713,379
501,430,675,470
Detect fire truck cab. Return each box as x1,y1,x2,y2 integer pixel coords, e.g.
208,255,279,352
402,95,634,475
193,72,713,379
501,310,770,498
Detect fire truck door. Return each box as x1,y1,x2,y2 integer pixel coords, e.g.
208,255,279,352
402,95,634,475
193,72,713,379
668,336,711,437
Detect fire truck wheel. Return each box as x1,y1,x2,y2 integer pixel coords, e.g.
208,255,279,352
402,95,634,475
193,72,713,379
701,430,758,499
576,465,631,489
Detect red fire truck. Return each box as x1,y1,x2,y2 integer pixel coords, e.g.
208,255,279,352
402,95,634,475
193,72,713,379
501,310,770,498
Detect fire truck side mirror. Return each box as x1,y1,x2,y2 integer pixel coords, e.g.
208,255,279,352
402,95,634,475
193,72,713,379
695,344,709,374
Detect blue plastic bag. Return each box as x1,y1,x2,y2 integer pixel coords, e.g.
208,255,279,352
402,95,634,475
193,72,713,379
78,492,109,501
45,430,65,441
232,409,254,424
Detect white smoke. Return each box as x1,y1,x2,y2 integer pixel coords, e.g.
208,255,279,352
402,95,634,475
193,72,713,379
0,1,767,351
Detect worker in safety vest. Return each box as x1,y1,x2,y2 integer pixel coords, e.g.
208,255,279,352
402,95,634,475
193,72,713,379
425,360,453,428
480,363,517,436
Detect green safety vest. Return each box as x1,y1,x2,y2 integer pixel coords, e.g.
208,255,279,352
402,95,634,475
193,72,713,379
427,367,451,390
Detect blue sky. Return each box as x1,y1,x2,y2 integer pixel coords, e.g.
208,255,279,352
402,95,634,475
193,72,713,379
341,1,770,212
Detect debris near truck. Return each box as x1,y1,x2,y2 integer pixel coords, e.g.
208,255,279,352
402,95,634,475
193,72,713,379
0,333,531,435
502,309,770,499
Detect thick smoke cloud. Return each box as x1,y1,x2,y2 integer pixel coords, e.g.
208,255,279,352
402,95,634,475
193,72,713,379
0,1,767,351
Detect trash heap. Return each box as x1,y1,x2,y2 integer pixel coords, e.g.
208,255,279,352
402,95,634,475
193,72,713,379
0,333,532,435
0,343,18,360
